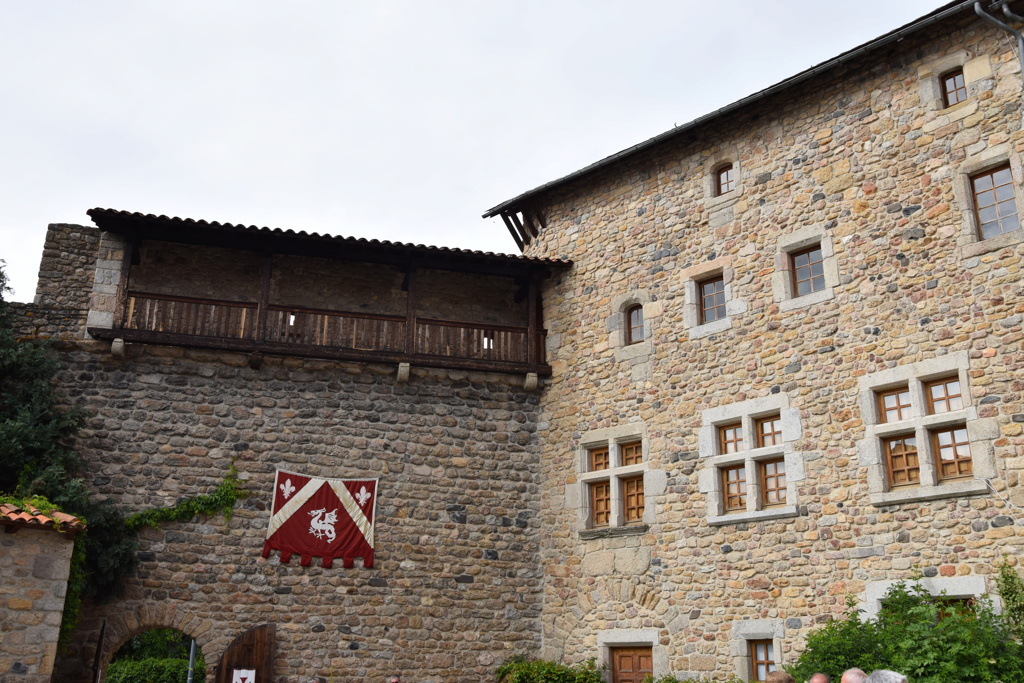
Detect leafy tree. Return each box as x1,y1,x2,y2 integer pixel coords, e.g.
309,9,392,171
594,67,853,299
788,579,1024,683
106,627,205,683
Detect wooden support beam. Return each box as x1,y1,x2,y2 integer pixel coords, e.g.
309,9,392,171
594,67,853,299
112,240,135,328
404,266,417,355
501,213,524,252
256,253,273,344
527,276,539,366
509,212,531,245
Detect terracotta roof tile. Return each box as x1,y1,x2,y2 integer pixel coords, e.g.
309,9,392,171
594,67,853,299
1,502,86,536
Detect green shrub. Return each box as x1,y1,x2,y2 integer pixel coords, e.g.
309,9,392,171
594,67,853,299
496,656,603,683
105,657,194,683
644,675,743,683
787,580,1024,683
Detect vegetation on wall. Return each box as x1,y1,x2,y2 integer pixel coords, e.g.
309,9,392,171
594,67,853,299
787,576,1024,683
0,264,246,647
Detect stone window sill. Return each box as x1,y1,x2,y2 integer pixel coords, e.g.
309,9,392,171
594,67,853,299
778,287,834,313
870,478,989,507
705,191,742,212
688,316,733,340
708,505,798,527
579,524,649,540
960,229,1024,259
615,339,652,362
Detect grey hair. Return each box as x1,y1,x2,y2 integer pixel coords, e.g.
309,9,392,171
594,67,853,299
841,669,868,683
865,671,907,683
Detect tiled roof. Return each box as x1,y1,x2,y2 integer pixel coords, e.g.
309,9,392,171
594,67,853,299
87,208,572,267
0,502,86,537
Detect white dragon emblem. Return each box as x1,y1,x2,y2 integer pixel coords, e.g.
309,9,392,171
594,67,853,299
308,508,338,542
355,485,372,507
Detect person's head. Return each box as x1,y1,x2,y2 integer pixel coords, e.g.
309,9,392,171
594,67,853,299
766,672,795,683
387,676,401,683
865,671,907,683
810,674,830,683
841,669,868,683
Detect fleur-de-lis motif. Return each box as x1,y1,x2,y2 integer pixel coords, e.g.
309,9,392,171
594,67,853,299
280,478,296,500
356,485,372,507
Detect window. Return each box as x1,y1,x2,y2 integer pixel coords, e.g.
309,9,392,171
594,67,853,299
941,68,967,107
611,647,653,683
884,435,920,488
750,640,777,681
699,276,726,324
721,465,747,512
718,422,744,454
932,427,972,481
791,246,825,296
878,387,912,423
625,305,644,345
926,376,963,414
577,428,658,536
972,165,1019,240
699,396,803,525
716,164,735,195
756,414,782,448
857,352,997,506
760,459,786,507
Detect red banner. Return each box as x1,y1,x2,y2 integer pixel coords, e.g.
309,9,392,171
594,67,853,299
262,470,377,568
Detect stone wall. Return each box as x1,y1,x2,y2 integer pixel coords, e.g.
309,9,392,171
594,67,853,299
38,335,542,682
0,528,75,683
521,11,1024,679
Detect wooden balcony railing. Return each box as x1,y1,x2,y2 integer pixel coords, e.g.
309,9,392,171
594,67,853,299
102,291,549,374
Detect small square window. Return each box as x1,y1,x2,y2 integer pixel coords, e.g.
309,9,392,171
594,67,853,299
942,69,967,107
590,446,610,471
625,305,644,345
621,441,643,466
884,435,920,488
972,165,1019,240
756,414,782,448
749,640,776,681
791,246,826,296
760,459,786,507
699,276,727,324
718,422,745,454
926,377,964,414
877,387,912,423
622,476,645,524
716,164,735,195
932,427,972,481
590,481,611,527
721,465,747,512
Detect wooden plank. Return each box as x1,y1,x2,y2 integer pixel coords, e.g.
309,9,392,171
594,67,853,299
256,252,273,343
405,266,417,355
501,213,525,251
112,240,135,328
527,276,539,365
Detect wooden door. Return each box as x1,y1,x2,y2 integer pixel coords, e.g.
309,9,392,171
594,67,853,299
215,623,275,683
611,646,653,683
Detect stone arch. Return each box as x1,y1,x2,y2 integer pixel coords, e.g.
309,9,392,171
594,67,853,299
93,600,219,683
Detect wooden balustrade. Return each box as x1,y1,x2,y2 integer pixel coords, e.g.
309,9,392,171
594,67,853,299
114,291,547,373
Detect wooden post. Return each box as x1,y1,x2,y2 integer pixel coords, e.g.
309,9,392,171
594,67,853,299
112,239,135,329
256,253,273,343
405,265,417,356
527,274,539,366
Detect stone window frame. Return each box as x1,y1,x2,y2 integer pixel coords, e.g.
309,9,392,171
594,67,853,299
771,223,838,313
917,51,992,113
682,257,747,339
730,619,784,682
860,576,994,620
952,144,1024,257
596,629,667,682
609,290,659,363
697,394,804,526
572,424,666,539
856,351,998,507
703,148,744,212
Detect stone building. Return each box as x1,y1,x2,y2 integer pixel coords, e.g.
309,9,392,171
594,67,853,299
8,1,1024,682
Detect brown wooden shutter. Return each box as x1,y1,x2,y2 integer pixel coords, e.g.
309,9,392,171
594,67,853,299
611,646,653,683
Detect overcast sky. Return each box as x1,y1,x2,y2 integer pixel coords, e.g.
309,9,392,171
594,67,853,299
1,0,946,302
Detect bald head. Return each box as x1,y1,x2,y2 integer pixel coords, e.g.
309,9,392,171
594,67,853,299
766,672,794,683
810,675,830,683
841,670,868,683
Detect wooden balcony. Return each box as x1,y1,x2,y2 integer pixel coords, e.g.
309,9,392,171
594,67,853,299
89,292,550,375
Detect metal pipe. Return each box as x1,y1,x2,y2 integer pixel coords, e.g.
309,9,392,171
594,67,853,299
186,639,197,683
974,1,1024,87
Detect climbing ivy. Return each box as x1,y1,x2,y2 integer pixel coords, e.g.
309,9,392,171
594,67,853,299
124,463,247,531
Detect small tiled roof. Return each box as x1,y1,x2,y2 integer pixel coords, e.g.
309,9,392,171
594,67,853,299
1,502,86,537
87,208,572,269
